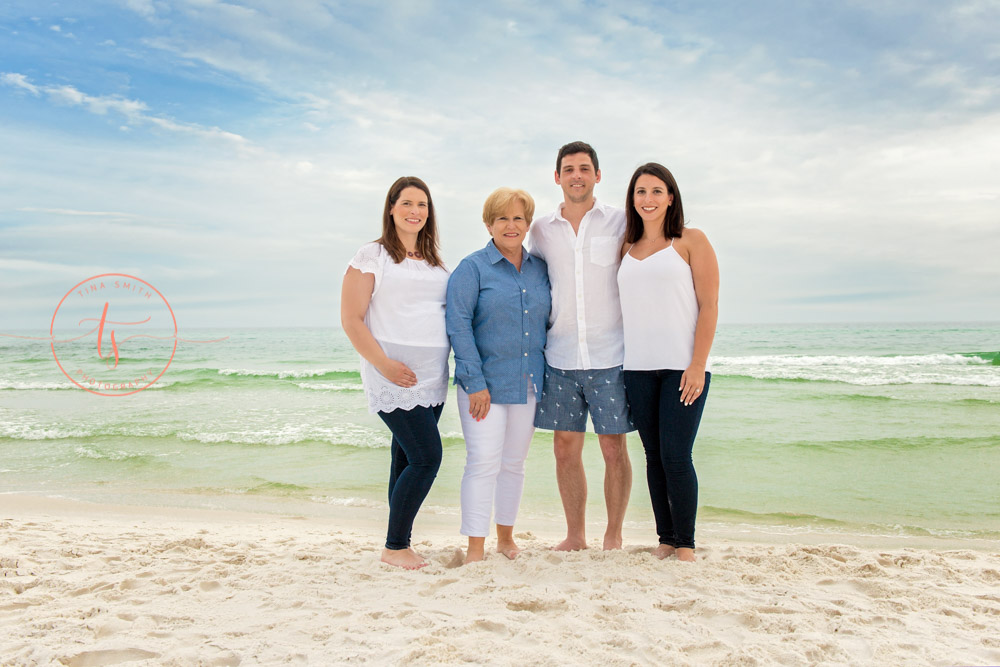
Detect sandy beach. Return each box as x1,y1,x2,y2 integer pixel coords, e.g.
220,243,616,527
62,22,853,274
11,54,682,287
2,494,998,666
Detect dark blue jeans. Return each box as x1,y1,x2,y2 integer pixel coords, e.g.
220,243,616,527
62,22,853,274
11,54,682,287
377,403,444,550
624,370,710,550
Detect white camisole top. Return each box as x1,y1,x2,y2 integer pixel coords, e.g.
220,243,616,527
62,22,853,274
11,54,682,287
617,240,707,372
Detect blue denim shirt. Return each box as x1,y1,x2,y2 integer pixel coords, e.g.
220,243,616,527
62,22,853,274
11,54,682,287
446,240,551,404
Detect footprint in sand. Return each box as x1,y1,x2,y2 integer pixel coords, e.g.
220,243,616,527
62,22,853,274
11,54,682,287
62,648,159,666
472,619,509,634
654,598,698,613
441,548,464,569
506,597,568,613
420,577,459,596
69,582,114,597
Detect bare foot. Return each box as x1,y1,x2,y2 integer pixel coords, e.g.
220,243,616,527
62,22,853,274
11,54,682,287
553,537,588,551
603,534,623,551
497,540,521,560
465,536,486,564
676,547,696,562
381,547,427,570
653,544,676,560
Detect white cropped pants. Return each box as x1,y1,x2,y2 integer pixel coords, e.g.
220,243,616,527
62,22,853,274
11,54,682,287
457,386,536,537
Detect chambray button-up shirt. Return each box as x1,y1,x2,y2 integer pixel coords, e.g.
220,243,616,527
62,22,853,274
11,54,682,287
446,240,551,404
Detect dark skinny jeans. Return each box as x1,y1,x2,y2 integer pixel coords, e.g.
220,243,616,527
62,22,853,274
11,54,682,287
377,403,444,550
624,370,710,550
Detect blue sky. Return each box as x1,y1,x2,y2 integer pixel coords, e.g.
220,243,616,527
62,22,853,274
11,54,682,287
2,0,998,329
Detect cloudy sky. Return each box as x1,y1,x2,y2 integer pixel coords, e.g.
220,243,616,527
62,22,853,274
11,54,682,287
1,0,998,329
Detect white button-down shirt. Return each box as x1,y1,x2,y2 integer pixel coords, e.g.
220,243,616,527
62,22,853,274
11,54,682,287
527,199,626,370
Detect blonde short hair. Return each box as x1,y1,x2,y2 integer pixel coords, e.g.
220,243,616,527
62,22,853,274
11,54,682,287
482,188,535,226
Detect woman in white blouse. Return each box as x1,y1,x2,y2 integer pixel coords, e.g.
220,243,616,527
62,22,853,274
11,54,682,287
341,177,450,570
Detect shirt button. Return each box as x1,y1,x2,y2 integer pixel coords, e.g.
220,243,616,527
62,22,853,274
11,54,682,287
524,332,529,336
522,289,526,293
524,310,528,314
523,352,528,357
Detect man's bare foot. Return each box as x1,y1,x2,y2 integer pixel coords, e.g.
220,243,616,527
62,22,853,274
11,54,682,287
676,547,696,562
603,534,623,550
381,547,427,570
653,544,676,560
497,539,521,560
553,537,588,551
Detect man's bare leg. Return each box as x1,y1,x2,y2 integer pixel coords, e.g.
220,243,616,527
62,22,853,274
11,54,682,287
598,433,632,550
553,430,588,550
496,524,521,560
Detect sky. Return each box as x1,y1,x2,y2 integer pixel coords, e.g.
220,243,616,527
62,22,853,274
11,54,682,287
1,0,998,330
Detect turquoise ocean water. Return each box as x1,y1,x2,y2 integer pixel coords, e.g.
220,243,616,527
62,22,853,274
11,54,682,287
2,324,998,541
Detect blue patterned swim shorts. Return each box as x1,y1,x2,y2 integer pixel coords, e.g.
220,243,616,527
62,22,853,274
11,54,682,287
533,364,634,434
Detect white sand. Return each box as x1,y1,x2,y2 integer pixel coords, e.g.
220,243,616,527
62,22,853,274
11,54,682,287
2,495,999,666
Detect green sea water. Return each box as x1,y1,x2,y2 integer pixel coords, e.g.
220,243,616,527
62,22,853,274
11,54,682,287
1,324,998,541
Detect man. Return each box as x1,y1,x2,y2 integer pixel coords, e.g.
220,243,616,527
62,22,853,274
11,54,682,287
527,141,633,551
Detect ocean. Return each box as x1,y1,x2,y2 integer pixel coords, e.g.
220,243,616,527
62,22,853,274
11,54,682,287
2,323,998,542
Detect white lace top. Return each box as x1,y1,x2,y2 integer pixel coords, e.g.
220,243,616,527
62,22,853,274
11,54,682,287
348,242,450,413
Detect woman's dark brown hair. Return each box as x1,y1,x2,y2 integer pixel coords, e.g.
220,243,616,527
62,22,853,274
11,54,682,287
379,176,443,267
624,163,685,243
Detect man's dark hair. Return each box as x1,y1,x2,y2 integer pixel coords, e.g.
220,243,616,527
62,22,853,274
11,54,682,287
556,141,599,173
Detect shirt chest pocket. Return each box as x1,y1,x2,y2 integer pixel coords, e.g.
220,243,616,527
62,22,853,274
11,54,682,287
589,236,619,267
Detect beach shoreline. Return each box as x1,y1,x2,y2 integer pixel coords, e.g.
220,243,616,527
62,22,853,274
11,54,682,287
4,492,998,553
3,493,998,665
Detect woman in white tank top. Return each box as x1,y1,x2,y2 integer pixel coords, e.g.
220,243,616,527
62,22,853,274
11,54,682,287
617,163,719,562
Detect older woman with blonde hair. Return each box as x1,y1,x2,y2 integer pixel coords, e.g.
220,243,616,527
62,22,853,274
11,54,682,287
446,188,551,564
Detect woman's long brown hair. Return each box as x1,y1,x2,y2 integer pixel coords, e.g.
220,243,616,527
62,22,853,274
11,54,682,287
378,176,444,267
624,163,685,243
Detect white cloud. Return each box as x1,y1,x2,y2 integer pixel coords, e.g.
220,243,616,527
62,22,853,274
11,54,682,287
1,72,40,96
3,73,250,149
146,116,249,148
17,207,147,218
47,84,149,117
0,258,109,278
121,0,156,18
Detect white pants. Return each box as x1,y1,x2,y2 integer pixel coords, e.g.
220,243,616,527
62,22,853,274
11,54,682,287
457,386,536,537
